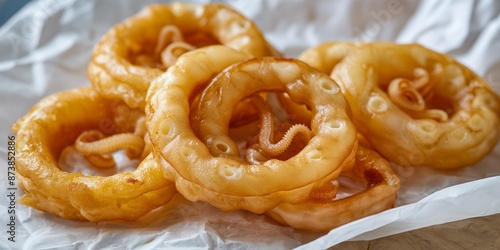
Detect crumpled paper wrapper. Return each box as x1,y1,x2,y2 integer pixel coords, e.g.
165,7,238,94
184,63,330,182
1,0,500,249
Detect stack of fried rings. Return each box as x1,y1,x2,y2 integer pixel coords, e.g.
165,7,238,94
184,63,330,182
148,46,358,213
184,51,400,230
13,2,500,232
14,2,280,222
88,2,279,110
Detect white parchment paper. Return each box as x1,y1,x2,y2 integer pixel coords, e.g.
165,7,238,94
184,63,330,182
1,0,500,249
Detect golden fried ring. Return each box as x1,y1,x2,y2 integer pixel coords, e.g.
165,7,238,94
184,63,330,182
328,43,500,168
147,46,357,213
13,88,176,221
88,2,279,109
266,145,400,232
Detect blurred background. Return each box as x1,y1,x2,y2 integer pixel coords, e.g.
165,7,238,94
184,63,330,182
0,0,31,26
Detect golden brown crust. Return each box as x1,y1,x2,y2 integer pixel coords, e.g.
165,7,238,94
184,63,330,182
88,3,279,109
266,146,400,232
14,88,176,221
147,45,357,213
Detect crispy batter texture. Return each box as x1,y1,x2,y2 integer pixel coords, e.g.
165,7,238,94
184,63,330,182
147,46,357,213
13,88,176,221
266,146,400,232
298,42,500,168
328,43,500,168
88,2,279,109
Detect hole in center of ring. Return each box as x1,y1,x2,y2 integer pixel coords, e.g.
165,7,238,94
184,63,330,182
215,142,230,153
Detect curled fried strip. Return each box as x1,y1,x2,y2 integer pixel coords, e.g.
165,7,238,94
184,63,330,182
73,129,116,169
408,109,449,122
387,78,426,111
251,95,312,156
161,42,197,68
75,130,143,157
266,146,400,232
73,113,148,169
386,68,449,123
154,25,184,56
412,68,431,90
149,25,198,69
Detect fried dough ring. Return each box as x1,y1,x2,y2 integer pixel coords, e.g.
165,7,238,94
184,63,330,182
266,145,400,232
147,47,358,213
13,88,176,221
88,2,279,109
302,42,500,168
